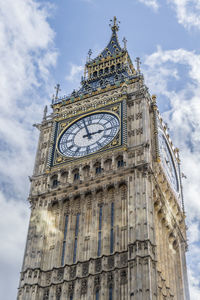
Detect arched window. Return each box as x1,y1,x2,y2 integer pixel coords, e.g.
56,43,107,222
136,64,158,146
51,175,58,188
110,202,114,253
95,289,100,300
97,205,103,256
117,156,124,168
96,166,102,174
73,213,80,263
61,215,69,266
94,162,102,174
73,169,80,181
109,285,113,300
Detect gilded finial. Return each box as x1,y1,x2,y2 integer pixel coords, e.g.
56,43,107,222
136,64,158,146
152,94,157,102
123,37,127,50
54,84,61,100
88,49,92,62
43,105,47,120
109,16,120,32
135,57,141,73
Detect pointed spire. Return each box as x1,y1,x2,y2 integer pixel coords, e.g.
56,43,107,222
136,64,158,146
109,16,120,32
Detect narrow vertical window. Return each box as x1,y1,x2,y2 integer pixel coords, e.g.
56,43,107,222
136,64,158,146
109,285,113,300
110,202,114,254
61,215,68,266
97,205,102,256
73,213,80,263
96,289,99,300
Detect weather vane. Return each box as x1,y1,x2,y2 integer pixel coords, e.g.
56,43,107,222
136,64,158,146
109,16,120,32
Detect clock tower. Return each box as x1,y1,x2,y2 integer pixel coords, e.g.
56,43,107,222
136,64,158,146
18,18,190,300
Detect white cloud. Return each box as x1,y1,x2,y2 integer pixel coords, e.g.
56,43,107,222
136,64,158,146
168,0,200,30
143,46,200,297
66,63,84,82
0,0,57,299
137,0,159,11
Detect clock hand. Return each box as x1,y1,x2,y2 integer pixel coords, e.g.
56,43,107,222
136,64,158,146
83,129,103,138
83,119,91,139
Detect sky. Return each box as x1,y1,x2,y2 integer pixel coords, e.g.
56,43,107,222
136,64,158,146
0,0,200,299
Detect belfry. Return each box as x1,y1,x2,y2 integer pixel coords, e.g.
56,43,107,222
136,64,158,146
18,17,190,300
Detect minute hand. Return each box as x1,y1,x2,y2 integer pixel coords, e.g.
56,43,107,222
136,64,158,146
83,129,103,138
83,119,91,139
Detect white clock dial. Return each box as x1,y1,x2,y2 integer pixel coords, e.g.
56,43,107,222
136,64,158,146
58,112,120,157
158,129,179,193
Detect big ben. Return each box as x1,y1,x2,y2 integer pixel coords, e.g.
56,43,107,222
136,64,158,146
18,17,190,300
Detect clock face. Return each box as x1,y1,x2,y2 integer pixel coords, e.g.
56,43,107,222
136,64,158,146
58,112,120,158
158,129,179,193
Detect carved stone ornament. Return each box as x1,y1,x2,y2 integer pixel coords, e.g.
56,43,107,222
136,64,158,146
94,275,101,287
57,269,64,281
43,288,49,300
95,258,102,273
120,253,128,266
34,270,38,278
81,279,88,294
56,286,62,300
68,282,74,294
107,271,113,285
46,272,51,284
108,256,114,268
120,269,127,285
69,266,76,279
82,262,89,276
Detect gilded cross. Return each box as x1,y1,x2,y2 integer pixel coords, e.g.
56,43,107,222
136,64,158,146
54,84,61,99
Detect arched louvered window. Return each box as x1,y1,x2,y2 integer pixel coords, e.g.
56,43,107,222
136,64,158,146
97,205,103,256
61,215,69,266
110,203,114,253
73,213,80,263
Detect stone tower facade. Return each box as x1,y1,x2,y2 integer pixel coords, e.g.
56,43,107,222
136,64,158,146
18,18,190,300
